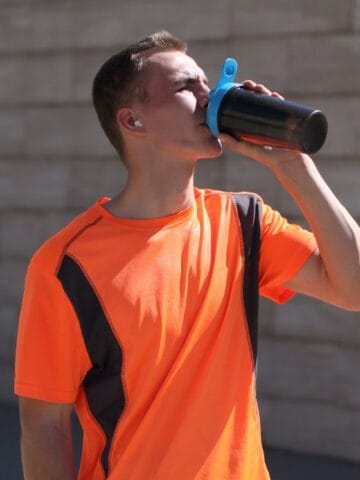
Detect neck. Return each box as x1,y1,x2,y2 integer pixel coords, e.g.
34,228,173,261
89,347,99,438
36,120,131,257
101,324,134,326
106,156,196,219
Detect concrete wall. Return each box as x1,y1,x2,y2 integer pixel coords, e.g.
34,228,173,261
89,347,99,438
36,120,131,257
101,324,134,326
1,0,359,462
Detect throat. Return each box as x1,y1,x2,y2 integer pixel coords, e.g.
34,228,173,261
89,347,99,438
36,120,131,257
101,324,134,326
105,171,196,220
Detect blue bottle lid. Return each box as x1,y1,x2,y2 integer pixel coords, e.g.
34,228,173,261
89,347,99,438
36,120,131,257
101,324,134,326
206,58,240,136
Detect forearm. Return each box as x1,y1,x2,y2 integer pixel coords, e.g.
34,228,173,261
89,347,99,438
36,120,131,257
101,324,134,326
274,153,360,306
21,422,76,480
219,131,360,308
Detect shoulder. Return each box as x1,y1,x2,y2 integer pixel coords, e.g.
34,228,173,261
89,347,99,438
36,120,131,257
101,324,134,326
195,187,237,197
195,187,262,202
195,187,263,213
30,203,103,276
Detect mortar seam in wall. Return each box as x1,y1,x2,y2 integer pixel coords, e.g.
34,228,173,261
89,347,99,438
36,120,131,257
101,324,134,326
259,392,360,413
1,154,359,163
258,334,360,352
0,30,360,58
0,154,117,161
1,90,360,109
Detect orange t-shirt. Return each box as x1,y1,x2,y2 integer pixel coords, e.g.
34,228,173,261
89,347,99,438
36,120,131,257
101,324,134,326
15,188,317,479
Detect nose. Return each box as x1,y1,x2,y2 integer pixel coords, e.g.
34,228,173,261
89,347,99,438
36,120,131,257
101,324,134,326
197,84,210,109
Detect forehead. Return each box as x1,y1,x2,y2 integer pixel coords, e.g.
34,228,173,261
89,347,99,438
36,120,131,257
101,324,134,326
142,49,206,85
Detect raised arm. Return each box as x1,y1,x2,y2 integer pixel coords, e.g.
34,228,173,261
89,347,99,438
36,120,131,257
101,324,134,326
19,396,76,480
219,83,360,311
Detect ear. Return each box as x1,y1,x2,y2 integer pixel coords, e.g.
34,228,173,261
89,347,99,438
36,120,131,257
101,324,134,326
116,108,146,135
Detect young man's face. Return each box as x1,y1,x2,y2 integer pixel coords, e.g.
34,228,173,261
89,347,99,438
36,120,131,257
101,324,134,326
135,49,222,161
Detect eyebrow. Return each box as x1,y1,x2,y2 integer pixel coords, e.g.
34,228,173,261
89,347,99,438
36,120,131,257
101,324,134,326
172,74,209,86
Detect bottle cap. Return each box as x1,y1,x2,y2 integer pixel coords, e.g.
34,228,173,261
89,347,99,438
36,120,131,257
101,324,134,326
206,58,240,136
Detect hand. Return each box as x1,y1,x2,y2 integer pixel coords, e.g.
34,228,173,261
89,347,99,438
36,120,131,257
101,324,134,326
241,79,284,100
218,80,308,171
219,131,310,171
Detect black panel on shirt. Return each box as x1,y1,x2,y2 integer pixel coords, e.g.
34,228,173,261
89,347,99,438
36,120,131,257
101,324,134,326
57,254,125,477
231,193,262,366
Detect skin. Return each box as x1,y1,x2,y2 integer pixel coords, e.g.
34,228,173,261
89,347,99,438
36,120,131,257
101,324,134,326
19,48,360,479
111,48,223,219
19,398,75,479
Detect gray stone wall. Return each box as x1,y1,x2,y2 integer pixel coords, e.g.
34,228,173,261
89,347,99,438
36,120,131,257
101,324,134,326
1,0,359,461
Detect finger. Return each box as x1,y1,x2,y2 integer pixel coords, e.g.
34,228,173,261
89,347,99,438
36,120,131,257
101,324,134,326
218,132,236,141
254,83,272,95
219,134,280,168
249,86,285,99
220,134,264,156
242,80,272,96
219,133,265,154
271,92,285,100
218,133,242,148
242,80,256,89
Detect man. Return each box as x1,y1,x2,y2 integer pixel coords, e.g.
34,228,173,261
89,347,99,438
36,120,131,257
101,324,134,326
15,31,360,479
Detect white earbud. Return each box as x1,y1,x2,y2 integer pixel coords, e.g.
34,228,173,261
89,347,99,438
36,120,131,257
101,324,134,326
134,119,143,128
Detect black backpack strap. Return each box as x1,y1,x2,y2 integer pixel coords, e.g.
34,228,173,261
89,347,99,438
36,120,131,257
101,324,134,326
231,193,262,366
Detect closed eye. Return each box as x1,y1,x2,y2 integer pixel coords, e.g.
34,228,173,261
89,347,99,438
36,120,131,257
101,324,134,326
174,76,209,93
177,85,192,93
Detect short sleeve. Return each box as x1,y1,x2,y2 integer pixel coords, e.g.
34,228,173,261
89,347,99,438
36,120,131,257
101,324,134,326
259,203,318,303
14,260,91,403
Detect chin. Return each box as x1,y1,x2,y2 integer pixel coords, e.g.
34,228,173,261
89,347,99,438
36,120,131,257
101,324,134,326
197,137,223,159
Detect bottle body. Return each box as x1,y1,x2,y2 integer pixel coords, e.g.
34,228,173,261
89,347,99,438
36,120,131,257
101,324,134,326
218,85,328,154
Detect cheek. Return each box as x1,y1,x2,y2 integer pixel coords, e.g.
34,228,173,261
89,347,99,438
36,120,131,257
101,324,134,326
141,93,198,140
157,92,197,115
176,91,197,110
149,105,195,132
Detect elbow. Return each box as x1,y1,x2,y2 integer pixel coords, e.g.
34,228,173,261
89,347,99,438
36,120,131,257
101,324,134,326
345,273,360,311
335,285,360,311
343,298,360,312
330,265,360,311
341,302,360,312
329,297,360,312
324,274,360,311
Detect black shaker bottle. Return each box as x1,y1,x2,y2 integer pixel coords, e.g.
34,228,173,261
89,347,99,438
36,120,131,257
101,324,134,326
206,58,328,154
